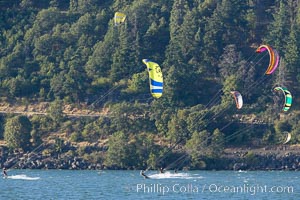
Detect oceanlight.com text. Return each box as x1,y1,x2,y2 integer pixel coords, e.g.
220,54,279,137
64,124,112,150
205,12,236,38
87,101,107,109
206,183,294,195
135,183,294,196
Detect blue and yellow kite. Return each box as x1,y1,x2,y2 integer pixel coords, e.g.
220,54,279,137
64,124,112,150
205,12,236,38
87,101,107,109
142,59,163,98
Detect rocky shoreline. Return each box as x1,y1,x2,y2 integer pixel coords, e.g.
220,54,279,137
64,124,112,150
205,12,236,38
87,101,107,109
210,145,300,171
0,150,102,170
1,145,300,171
0,144,104,170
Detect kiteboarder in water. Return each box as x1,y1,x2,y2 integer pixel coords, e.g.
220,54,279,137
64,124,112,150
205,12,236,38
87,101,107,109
140,170,149,179
2,167,8,178
159,167,164,173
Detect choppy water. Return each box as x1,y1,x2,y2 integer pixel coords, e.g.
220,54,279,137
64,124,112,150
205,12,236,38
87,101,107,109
1,170,299,199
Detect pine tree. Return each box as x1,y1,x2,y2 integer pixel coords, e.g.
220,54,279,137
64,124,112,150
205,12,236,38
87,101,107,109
265,1,290,49
4,116,32,151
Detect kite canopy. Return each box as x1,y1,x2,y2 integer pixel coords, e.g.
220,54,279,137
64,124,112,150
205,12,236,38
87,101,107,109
230,91,243,109
283,131,291,144
256,45,280,75
142,59,163,98
114,12,126,26
274,86,292,111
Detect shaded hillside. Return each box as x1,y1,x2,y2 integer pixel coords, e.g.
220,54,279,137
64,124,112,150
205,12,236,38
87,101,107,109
0,101,107,117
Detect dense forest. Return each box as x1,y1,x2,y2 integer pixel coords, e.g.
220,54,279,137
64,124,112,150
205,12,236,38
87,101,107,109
1,0,300,170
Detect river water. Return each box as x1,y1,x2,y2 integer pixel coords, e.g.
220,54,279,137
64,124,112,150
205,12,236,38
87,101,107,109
0,170,299,199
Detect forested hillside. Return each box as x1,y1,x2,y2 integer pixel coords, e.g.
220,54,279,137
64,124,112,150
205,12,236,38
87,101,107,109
1,0,300,170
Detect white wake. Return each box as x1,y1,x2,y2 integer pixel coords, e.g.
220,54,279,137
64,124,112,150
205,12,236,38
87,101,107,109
6,174,40,180
148,171,203,179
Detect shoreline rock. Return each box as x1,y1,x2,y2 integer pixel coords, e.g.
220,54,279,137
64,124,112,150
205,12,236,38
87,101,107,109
1,145,300,170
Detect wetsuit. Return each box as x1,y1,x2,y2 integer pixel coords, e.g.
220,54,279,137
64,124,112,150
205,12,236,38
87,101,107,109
140,170,149,179
2,169,8,177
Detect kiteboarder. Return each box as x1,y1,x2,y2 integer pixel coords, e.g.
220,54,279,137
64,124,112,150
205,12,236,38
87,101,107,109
140,170,149,179
159,167,164,173
2,167,8,178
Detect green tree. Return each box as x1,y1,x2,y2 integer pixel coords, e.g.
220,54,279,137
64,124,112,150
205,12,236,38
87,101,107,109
77,0,98,14
4,116,32,151
84,27,116,81
209,128,225,156
203,0,249,67
149,99,174,135
82,122,100,142
124,72,148,95
70,13,94,36
48,98,65,127
54,137,64,154
274,120,292,133
185,130,210,167
284,26,300,73
221,75,239,108
218,45,242,80
110,24,137,83
167,109,190,142
105,131,130,169
285,15,300,97
127,133,157,169
265,1,290,49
